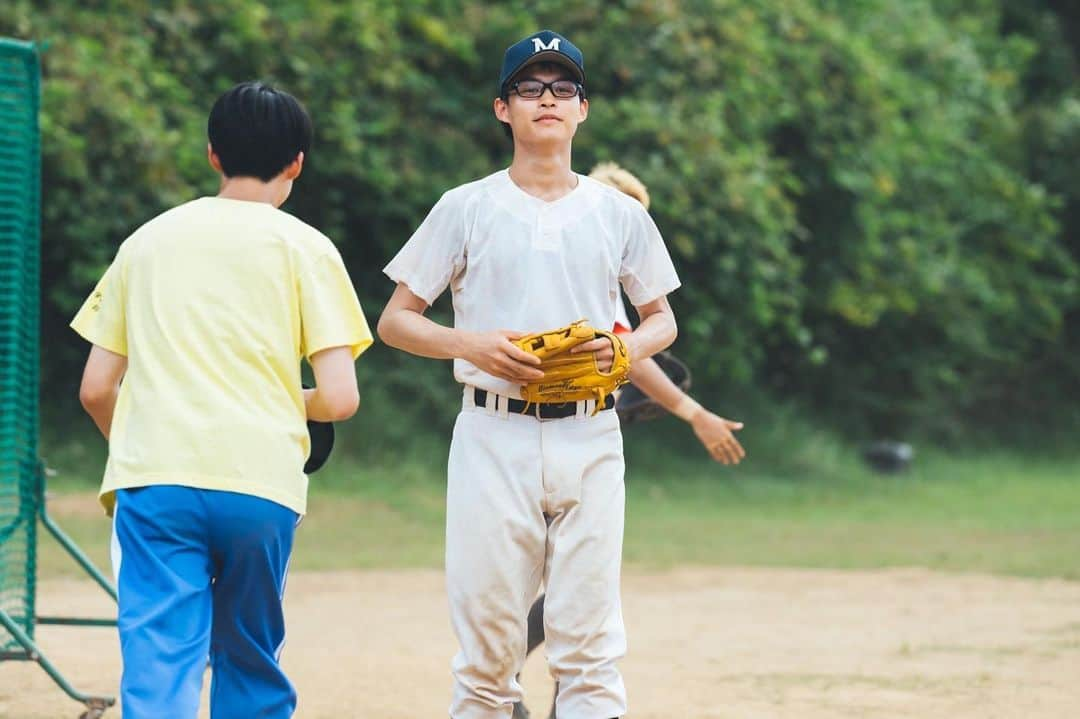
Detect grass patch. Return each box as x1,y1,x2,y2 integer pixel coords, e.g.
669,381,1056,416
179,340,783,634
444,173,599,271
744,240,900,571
33,423,1080,580
619,421,1080,577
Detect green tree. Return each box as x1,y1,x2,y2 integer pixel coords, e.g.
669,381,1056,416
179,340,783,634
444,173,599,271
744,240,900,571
2,0,1075,441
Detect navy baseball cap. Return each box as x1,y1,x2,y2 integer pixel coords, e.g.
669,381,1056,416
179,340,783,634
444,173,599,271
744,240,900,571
498,30,585,93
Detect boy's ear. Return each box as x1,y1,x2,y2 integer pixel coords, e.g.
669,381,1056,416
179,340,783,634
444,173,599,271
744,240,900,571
284,152,304,181
493,97,511,124
207,143,224,173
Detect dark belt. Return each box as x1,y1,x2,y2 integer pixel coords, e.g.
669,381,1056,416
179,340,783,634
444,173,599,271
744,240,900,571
473,388,614,419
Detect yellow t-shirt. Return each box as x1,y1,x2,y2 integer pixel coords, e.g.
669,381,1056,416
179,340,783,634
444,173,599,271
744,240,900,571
70,197,373,516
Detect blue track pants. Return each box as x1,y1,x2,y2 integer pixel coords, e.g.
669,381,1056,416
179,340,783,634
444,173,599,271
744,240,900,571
112,485,299,719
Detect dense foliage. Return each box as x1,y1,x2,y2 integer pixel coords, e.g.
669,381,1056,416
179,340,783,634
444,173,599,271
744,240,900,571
3,1,1077,439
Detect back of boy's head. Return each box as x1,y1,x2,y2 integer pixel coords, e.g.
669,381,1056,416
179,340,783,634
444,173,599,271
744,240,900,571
589,162,650,209
208,81,312,182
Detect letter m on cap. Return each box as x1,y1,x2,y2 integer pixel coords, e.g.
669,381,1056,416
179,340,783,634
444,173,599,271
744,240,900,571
532,37,561,53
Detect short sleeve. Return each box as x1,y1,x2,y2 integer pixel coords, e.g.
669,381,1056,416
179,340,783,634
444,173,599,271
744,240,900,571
382,191,467,304
619,204,681,307
299,251,374,361
70,256,128,356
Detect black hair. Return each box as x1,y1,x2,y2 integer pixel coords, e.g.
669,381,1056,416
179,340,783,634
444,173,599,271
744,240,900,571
497,63,587,141
207,81,313,182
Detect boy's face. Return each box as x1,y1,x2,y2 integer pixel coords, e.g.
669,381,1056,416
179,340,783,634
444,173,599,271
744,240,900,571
494,65,588,146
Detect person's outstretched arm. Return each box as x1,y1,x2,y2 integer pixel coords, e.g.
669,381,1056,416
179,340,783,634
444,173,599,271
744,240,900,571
628,356,745,465
377,282,543,385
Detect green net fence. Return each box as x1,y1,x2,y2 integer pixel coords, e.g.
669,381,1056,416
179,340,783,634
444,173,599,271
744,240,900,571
0,38,41,653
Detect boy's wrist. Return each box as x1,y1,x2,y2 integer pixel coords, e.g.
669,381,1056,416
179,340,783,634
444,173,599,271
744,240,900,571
673,396,703,423
451,328,475,363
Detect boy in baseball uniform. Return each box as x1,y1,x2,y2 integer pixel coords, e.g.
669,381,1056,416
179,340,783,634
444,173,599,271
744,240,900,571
378,31,679,719
72,82,372,718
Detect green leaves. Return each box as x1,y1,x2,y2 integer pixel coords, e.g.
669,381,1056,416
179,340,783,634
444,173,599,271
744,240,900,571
2,0,1076,437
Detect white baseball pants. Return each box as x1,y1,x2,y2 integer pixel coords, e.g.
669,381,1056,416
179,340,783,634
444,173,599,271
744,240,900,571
445,387,627,719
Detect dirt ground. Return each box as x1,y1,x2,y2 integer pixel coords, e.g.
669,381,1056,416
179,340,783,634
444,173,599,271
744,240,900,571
3,567,1080,719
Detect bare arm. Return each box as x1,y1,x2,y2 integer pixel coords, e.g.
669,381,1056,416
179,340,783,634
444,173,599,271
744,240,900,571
627,356,690,413
304,346,360,422
570,295,677,370
629,357,746,465
376,282,543,384
625,295,678,362
573,293,744,465
79,345,128,439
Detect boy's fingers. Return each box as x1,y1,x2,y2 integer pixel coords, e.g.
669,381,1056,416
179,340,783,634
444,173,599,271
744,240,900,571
507,347,537,364
711,438,740,465
570,339,609,354
507,359,544,380
506,344,542,365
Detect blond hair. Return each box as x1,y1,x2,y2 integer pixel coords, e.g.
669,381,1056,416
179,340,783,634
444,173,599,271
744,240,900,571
588,162,650,210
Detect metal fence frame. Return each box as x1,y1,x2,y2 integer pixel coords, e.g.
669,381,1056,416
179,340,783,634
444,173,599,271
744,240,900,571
0,37,117,719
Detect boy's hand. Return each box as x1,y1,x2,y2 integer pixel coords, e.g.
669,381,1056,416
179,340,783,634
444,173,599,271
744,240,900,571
569,335,617,372
690,410,745,465
464,330,545,385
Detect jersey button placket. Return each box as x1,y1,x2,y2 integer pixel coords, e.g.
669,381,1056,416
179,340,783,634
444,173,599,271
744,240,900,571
534,205,560,251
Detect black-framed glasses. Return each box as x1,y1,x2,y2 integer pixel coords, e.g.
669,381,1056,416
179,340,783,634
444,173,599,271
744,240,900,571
510,79,583,99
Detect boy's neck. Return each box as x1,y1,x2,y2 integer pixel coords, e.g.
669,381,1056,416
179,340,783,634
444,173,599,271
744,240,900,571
508,147,577,202
216,176,287,207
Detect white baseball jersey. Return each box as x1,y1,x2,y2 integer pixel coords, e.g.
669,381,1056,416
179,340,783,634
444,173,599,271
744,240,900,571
384,168,680,719
383,169,680,395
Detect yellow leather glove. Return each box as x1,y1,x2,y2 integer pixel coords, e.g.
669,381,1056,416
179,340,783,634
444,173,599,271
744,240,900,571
513,319,631,414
